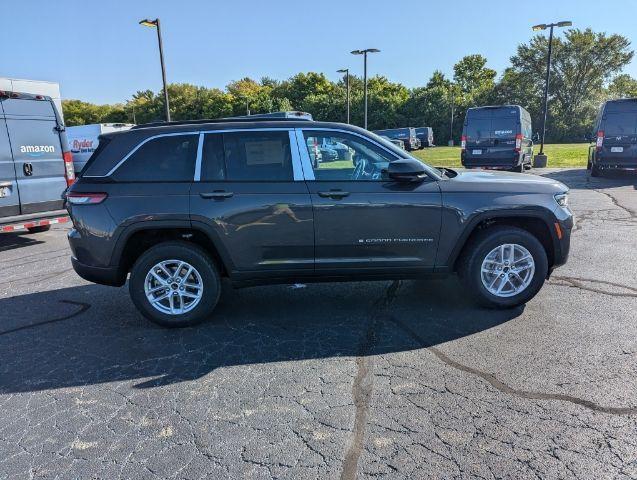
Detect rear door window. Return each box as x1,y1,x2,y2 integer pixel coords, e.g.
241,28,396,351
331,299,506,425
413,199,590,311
113,134,198,182
222,131,293,181
466,118,491,141
603,113,637,136
491,117,516,139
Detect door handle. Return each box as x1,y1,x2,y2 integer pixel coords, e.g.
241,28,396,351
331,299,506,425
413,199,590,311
200,191,234,199
23,163,33,176
318,190,350,199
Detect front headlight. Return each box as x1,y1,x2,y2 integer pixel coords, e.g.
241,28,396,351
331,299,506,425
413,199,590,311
554,192,569,208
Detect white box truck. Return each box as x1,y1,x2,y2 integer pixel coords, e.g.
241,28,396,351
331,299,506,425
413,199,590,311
66,124,134,173
0,78,63,122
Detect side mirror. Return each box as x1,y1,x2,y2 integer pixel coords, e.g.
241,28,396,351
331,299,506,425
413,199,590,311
533,132,540,142
386,158,427,182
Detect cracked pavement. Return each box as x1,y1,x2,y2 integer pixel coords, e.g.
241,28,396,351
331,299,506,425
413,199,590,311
0,168,636,479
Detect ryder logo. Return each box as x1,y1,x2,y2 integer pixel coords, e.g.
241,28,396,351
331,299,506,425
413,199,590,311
20,145,55,157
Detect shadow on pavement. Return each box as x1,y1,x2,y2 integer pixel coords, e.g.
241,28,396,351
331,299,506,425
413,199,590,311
0,232,45,252
541,168,637,190
0,277,522,393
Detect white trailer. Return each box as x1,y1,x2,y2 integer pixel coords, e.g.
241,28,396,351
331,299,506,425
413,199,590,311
66,123,134,172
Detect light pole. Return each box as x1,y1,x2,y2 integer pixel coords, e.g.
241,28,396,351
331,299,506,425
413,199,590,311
139,18,171,122
351,48,380,129
337,68,350,124
531,20,572,165
449,88,455,146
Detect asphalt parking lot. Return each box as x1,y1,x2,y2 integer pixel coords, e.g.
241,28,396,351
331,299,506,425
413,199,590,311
1,168,636,480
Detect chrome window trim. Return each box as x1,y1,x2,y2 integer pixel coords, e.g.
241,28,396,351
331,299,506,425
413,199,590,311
288,130,304,181
194,133,204,181
85,127,298,179
83,131,200,178
294,128,315,181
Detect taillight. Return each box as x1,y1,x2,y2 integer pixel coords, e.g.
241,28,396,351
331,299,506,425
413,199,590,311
63,151,75,186
461,135,467,151
515,133,523,152
596,130,604,151
66,192,108,205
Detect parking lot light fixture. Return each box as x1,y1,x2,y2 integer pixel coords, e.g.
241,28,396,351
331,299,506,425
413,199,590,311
139,18,171,122
532,20,572,163
337,68,350,124
351,48,380,129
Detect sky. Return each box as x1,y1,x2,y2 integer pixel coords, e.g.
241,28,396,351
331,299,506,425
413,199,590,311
2,0,636,105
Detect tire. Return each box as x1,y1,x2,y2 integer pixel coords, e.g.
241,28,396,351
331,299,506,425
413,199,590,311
129,241,221,327
26,225,51,234
590,163,602,177
458,226,548,309
511,163,524,173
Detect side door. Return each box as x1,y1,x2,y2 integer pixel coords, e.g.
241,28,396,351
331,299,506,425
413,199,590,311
4,98,66,214
299,128,442,274
0,112,20,218
190,129,314,279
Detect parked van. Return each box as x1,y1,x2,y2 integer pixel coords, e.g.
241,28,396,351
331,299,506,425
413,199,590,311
67,123,134,173
588,98,637,177
372,128,421,150
0,91,74,233
415,127,434,148
461,105,533,172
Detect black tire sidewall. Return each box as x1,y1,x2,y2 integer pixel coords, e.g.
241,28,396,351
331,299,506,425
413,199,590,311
129,242,220,327
461,228,548,308
26,225,51,234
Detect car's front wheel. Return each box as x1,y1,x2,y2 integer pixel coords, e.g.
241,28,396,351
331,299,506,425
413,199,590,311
129,241,221,327
458,226,548,308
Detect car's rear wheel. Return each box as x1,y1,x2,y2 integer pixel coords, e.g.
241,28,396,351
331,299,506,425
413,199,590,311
25,225,51,234
458,226,548,308
129,241,221,327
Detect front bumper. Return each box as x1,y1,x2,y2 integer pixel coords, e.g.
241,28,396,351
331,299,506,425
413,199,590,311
551,211,573,270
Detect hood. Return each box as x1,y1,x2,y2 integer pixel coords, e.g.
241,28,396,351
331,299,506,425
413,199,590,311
440,170,568,194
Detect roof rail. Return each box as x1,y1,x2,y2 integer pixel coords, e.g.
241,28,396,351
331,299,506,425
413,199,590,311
131,112,313,130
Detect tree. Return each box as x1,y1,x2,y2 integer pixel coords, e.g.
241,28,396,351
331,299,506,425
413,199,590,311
453,54,496,101
607,74,637,99
501,28,634,141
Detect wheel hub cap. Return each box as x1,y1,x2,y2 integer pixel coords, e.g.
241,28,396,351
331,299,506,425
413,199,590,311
480,244,535,298
144,260,203,315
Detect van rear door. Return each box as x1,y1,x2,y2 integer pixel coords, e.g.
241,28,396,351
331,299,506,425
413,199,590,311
465,109,518,166
3,97,66,214
0,112,20,217
601,112,637,163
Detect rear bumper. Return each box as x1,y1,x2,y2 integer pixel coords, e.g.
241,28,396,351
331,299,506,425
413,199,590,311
71,256,125,287
595,161,637,171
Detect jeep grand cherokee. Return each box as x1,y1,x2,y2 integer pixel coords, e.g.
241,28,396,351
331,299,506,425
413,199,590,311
65,117,573,327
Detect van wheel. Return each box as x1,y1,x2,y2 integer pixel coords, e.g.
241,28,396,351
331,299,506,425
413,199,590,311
26,225,51,234
129,241,221,328
458,226,548,309
590,164,602,177
512,163,524,173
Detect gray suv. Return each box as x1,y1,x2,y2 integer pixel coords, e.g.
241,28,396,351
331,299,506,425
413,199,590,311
1,91,75,233
66,117,573,327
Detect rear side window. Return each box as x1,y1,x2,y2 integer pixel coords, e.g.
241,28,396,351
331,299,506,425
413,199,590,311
603,113,637,136
222,131,292,181
113,134,198,182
